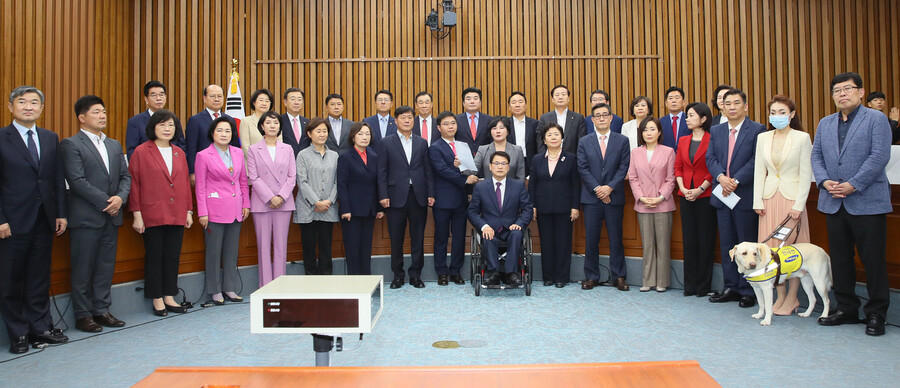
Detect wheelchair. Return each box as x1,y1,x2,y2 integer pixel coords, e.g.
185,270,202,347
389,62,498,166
469,226,533,296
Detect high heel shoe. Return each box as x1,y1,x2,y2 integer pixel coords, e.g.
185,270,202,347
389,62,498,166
223,292,243,302
773,302,800,316
165,304,187,314
153,307,167,317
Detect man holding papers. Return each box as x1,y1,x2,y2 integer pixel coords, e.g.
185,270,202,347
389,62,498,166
705,89,764,308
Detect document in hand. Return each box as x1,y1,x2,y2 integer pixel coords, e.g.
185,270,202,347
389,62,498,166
712,184,740,210
454,142,477,172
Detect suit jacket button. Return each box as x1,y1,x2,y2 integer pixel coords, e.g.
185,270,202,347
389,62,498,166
170,183,174,187
231,181,234,185
232,193,236,197
170,198,174,202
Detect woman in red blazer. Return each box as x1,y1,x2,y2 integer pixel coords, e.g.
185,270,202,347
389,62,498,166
128,110,194,316
674,102,716,297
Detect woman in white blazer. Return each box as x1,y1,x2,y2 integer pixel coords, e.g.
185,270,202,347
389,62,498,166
620,96,652,151
240,89,281,157
753,95,812,316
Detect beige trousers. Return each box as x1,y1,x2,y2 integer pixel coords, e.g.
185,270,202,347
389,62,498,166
637,212,673,288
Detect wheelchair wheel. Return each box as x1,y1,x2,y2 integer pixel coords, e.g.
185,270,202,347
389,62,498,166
524,273,532,296
474,273,482,296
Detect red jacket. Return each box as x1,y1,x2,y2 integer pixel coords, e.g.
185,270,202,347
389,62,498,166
128,141,193,227
673,132,713,198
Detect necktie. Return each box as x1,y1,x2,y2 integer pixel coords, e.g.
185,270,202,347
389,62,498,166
672,115,679,144
600,135,607,158
449,141,457,156
495,182,503,211
421,118,428,143
381,117,388,138
26,130,39,167
292,118,300,142
213,112,220,119
470,115,477,140
726,128,737,176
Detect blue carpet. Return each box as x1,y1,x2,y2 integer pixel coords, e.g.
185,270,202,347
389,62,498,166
0,280,897,387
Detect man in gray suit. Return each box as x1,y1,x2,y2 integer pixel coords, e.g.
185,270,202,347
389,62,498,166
812,72,892,336
60,95,131,333
324,93,353,154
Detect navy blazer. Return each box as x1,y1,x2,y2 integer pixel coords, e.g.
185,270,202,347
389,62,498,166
706,117,765,210
659,113,690,150
377,133,435,207
185,110,240,173
279,113,310,156
0,125,67,234
336,147,381,217
125,110,184,160
455,112,493,151
429,139,469,210
576,131,631,206
363,114,397,144
584,113,624,135
528,151,581,214
539,110,587,155
467,177,533,231
412,116,441,146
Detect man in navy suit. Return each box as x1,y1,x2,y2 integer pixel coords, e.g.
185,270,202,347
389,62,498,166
455,87,493,151
279,87,309,156
813,72,892,336
186,84,240,183
430,111,479,285
659,86,689,150
507,91,542,172
705,88,763,308
362,89,397,152
577,103,631,291
125,81,184,159
0,86,69,353
378,106,435,289
467,150,533,286
540,85,587,155
584,90,624,135
324,94,353,154
412,91,440,147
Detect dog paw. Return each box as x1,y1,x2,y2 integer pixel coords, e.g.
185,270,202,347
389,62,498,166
760,319,772,326
751,313,764,319
798,311,812,318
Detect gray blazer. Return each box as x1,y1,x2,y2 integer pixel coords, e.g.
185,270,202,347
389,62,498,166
811,105,892,215
326,117,354,154
474,142,526,180
293,146,339,223
60,131,131,228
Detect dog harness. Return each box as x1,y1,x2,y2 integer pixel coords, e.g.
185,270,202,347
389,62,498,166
743,246,803,284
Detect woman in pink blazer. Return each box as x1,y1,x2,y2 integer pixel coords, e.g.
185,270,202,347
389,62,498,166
627,117,676,292
194,117,251,304
246,111,297,287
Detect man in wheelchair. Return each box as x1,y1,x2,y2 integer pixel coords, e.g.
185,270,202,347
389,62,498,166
467,151,533,286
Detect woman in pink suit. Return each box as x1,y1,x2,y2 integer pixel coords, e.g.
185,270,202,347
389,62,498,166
194,117,251,304
246,111,296,287
627,117,677,292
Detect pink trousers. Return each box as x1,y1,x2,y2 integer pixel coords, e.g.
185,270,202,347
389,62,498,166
253,211,292,287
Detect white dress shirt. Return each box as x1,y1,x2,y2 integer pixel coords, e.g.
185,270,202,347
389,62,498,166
81,129,110,172
329,116,343,143
512,115,527,156
399,132,414,184
158,146,173,175
555,109,568,129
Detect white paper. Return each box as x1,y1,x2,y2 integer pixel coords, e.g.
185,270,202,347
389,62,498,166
712,184,740,209
454,142,477,172
886,145,900,184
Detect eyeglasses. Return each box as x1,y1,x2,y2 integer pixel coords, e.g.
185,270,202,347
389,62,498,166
148,92,166,99
832,86,859,95
491,161,509,166
592,113,612,119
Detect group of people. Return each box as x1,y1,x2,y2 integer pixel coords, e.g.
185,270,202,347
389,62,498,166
0,71,893,355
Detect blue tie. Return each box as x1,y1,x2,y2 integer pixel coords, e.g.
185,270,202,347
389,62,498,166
26,130,39,167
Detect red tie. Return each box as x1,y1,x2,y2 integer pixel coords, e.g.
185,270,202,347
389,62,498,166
450,141,457,156
422,118,428,143
292,118,300,142
672,115,678,144
470,115,477,140
214,112,220,119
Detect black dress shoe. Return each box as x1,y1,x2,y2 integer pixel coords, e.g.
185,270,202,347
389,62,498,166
450,274,465,285
29,329,68,345
390,278,404,289
866,313,886,336
818,310,862,326
683,290,696,297
503,273,522,287
76,317,102,333
93,313,126,327
581,279,600,290
437,275,449,286
555,282,566,288
410,278,426,288
483,271,501,286
708,289,741,303
738,295,757,308
153,307,167,317
9,336,28,354
543,280,554,286
165,304,187,314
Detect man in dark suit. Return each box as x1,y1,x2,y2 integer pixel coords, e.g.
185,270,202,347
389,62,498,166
125,81,184,160
659,86,689,150
467,150,533,286
324,93,353,154
430,111,479,286
584,90,624,134
540,84,587,155
507,91,542,172
412,91,440,146
455,87,493,151
378,106,435,289
279,87,309,155
186,84,240,183
60,95,131,333
705,88,763,308
0,86,69,353
577,103,630,291
814,73,892,336
362,89,397,152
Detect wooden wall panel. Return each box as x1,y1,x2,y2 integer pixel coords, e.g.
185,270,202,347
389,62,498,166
1,0,899,294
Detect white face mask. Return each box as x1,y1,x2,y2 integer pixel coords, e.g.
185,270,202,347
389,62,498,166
768,115,791,130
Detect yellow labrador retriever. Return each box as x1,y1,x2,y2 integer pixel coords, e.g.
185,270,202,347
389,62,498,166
730,242,832,326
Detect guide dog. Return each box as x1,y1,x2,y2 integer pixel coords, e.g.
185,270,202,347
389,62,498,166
730,242,832,326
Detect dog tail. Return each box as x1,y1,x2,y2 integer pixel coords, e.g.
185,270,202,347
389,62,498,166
824,250,833,290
